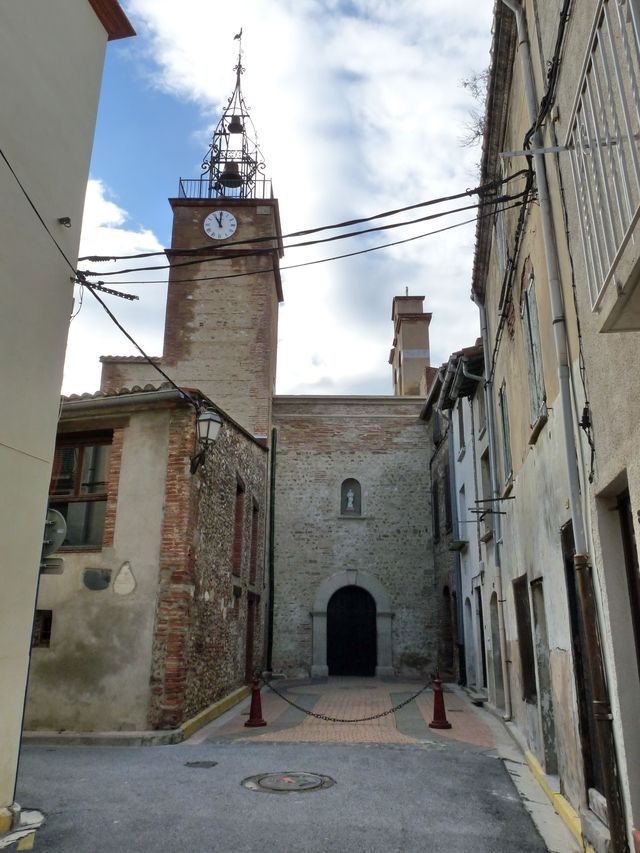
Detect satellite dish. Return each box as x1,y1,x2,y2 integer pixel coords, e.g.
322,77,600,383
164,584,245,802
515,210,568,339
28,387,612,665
42,508,67,556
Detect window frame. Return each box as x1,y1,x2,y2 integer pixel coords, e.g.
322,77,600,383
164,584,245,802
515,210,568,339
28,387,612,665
521,274,547,428
49,432,112,550
513,575,538,703
498,382,513,484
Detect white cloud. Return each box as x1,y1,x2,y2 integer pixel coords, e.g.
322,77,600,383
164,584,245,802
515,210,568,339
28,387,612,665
62,179,167,394
64,1,492,395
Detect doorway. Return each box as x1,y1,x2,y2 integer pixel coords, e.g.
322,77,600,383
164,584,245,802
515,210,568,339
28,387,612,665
327,586,376,676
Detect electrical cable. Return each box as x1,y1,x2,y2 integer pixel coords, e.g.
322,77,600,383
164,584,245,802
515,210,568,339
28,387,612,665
81,187,530,280
79,168,531,263
78,274,195,407
0,145,78,276
94,199,527,288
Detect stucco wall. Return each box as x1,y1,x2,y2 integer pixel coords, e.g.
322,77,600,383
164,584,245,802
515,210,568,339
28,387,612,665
271,396,434,678
0,0,120,809
25,409,171,731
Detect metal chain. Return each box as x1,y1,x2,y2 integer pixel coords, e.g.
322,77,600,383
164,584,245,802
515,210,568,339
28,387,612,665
262,678,434,723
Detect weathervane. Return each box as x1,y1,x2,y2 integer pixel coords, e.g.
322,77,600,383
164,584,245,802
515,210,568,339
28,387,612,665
200,30,266,199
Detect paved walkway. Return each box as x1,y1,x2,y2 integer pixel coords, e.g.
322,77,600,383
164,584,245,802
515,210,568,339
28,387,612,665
15,678,581,852
188,676,581,853
202,677,496,748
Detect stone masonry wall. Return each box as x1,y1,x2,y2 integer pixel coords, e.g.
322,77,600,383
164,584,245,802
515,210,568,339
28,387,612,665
183,421,268,720
271,396,435,678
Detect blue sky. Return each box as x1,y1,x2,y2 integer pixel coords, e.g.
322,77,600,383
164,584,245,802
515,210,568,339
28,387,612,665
64,0,494,396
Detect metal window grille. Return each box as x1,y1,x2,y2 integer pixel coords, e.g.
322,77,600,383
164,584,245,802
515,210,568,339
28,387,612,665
567,0,640,307
32,610,53,647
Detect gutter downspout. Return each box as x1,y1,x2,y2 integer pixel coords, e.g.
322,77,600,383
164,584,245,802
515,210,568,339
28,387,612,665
498,3,628,848
474,298,512,720
436,363,465,684
266,427,277,673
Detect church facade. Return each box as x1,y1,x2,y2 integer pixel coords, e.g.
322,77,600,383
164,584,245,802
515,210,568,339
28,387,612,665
25,45,441,733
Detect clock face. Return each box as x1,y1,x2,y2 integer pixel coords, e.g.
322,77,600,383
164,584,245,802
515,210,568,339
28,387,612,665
203,210,237,240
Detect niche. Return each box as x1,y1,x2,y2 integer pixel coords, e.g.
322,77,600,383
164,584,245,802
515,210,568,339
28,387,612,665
340,478,362,516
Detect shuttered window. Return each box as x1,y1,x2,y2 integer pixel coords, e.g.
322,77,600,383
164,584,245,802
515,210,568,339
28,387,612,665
521,275,546,425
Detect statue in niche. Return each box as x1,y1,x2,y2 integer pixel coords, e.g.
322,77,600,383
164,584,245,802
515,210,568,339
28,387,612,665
345,488,355,511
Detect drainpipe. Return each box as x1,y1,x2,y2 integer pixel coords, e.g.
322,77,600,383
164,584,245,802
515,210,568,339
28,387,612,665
266,427,277,673
435,363,466,683
473,298,512,720
498,3,628,848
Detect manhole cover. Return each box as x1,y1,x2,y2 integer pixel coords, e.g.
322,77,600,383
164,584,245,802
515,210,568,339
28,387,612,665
242,772,335,793
184,761,218,768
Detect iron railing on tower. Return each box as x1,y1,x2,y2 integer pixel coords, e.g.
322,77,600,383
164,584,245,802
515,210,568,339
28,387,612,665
178,176,273,200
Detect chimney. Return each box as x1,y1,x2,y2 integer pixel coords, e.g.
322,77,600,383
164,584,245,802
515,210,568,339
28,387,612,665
389,294,432,396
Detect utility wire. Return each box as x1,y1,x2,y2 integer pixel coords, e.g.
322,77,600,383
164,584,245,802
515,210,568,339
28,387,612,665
81,187,530,280
1,145,78,276
79,169,531,263
0,145,192,401
78,274,195,407
95,199,527,288
0,145,138,302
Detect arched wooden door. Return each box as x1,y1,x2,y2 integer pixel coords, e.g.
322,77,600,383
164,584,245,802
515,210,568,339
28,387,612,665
327,586,376,676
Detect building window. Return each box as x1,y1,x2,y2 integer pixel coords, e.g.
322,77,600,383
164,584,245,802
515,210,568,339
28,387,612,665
433,410,442,445
513,575,537,703
443,467,453,533
498,382,513,483
476,384,486,435
249,500,259,585
521,275,546,426
432,480,440,543
232,478,245,577
494,162,509,276
480,449,493,538
340,478,361,515
567,0,640,312
32,610,52,648
49,434,112,548
457,400,465,457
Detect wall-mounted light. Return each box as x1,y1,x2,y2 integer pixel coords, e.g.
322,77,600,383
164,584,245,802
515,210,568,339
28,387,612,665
190,407,223,474
57,216,72,228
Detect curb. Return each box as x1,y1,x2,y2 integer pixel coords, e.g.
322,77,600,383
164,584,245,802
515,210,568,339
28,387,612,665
21,685,251,747
523,749,595,853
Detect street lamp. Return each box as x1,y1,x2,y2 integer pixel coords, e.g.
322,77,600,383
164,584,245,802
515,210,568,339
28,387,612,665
190,408,223,474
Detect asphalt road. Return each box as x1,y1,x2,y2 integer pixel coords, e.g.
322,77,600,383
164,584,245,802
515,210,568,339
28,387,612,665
16,738,548,853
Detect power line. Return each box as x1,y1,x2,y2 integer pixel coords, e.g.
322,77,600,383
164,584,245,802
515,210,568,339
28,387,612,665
78,274,194,407
94,200,527,287
79,168,530,263
0,145,78,276
81,188,529,280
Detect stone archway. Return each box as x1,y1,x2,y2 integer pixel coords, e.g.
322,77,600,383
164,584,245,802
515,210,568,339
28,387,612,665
310,570,394,678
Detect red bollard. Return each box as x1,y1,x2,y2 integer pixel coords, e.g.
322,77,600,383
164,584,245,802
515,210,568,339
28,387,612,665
244,679,267,727
429,678,452,729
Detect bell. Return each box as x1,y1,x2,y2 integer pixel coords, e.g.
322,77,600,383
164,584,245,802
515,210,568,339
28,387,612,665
219,161,242,188
227,114,244,134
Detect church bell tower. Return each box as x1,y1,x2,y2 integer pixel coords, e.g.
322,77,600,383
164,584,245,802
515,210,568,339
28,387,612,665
161,36,283,439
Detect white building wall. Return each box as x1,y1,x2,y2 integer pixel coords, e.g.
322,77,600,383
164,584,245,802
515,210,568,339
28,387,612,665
0,0,131,820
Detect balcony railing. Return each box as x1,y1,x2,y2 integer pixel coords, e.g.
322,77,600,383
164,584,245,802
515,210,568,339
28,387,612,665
177,177,273,200
567,0,640,310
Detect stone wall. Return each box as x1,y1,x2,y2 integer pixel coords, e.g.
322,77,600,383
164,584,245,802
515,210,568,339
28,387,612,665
271,396,435,678
181,420,268,721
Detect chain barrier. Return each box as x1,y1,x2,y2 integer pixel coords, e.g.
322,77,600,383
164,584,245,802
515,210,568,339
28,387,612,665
261,677,435,723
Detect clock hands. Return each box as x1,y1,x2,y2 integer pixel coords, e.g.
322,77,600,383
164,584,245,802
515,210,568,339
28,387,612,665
216,213,223,227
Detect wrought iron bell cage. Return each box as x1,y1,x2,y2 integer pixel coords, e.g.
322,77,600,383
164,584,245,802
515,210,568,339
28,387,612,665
198,40,266,200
